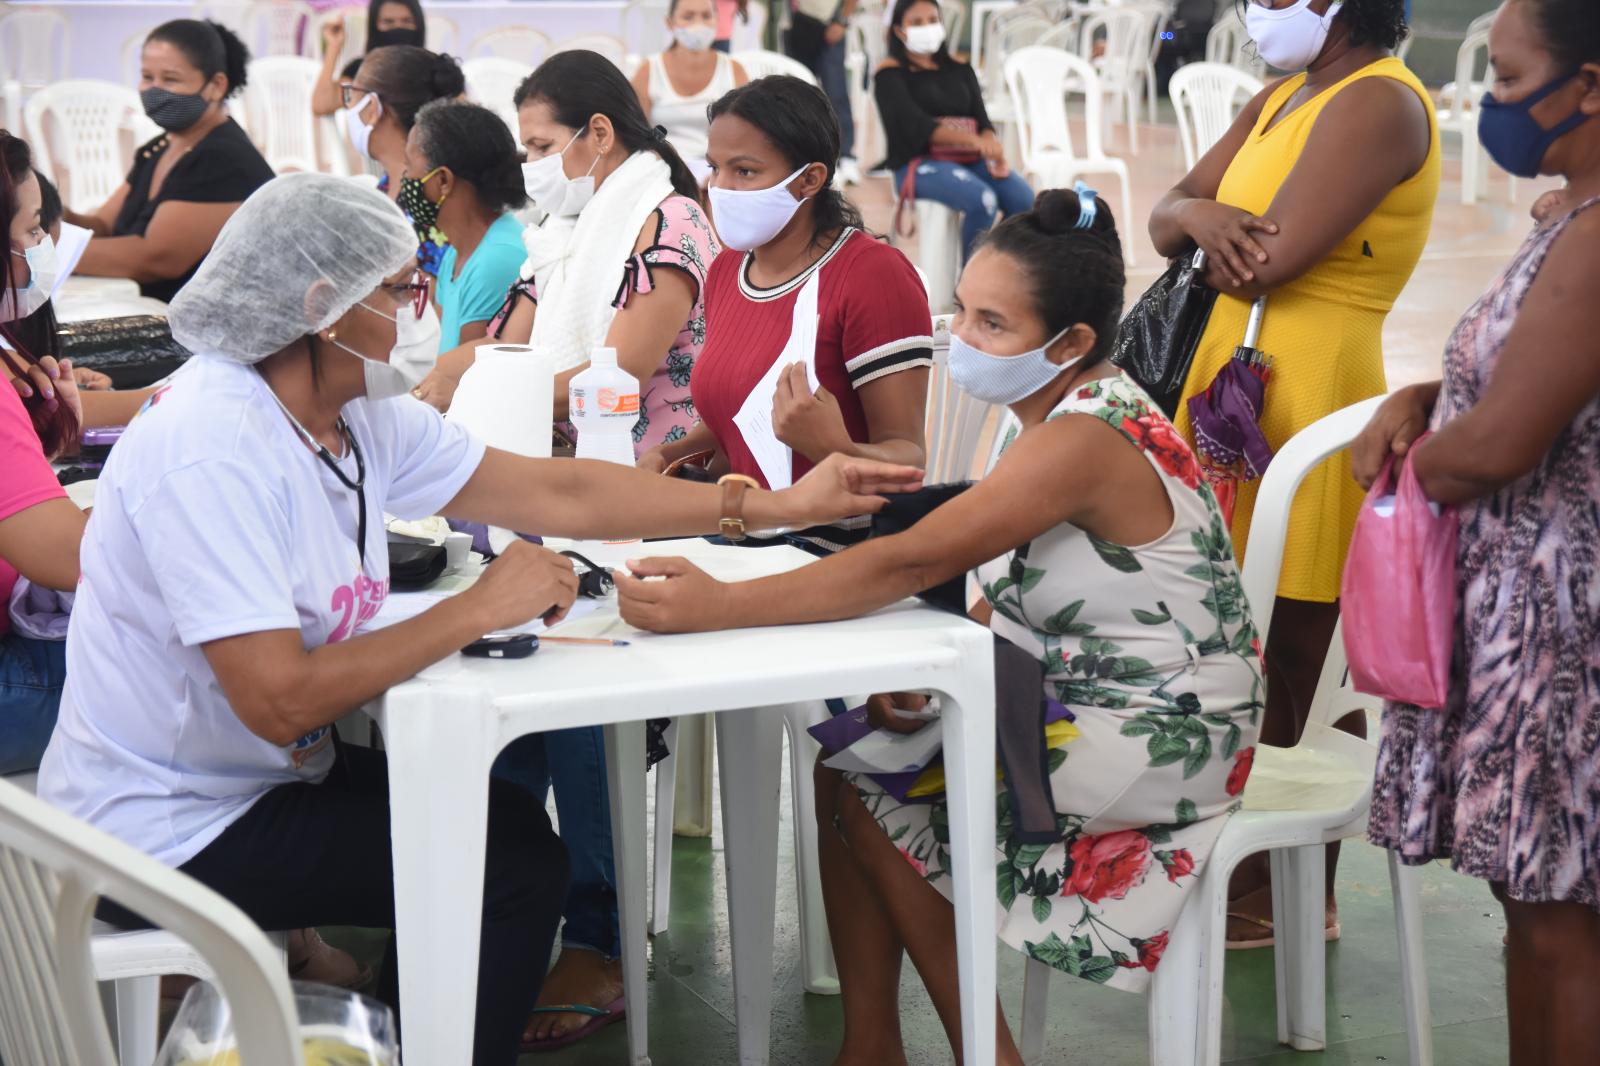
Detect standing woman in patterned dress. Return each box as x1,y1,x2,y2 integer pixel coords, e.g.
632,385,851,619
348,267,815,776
1147,0,1439,943
615,191,1263,1064
1355,3,1600,1063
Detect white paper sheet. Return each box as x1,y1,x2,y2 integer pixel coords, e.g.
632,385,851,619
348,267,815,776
731,271,823,491
364,590,600,639
822,719,945,775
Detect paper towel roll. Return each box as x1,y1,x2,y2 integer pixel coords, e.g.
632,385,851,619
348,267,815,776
446,344,555,459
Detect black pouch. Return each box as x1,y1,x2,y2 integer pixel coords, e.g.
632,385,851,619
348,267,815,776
868,482,973,615
59,315,191,389
1110,248,1217,418
387,540,447,591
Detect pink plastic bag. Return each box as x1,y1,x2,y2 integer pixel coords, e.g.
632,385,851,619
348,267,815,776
1340,439,1457,708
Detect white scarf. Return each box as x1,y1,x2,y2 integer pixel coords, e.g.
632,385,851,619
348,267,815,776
523,150,676,372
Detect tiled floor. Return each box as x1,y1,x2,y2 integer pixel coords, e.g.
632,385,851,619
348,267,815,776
334,110,1543,1065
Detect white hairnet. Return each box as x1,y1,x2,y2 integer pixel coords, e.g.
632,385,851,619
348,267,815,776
169,173,417,364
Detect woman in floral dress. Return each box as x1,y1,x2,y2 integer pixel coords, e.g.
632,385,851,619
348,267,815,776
1354,3,1600,1062
615,190,1262,1062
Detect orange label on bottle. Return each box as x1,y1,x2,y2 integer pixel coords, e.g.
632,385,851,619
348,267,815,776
598,388,640,415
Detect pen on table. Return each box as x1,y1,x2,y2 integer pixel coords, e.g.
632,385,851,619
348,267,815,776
540,635,632,647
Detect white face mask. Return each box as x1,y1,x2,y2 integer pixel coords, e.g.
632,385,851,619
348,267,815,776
2,235,58,323
903,23,946,56
947,325,1079,405
345,94,381,160
1245,0,1343,72
390,300,441,380
707,165,812,251
328,301,413,400
520,128,597,218
672,24,717,51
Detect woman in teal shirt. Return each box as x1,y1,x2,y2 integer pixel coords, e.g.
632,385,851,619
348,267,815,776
401,101,529,350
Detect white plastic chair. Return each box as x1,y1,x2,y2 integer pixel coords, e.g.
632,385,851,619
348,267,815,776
242,56,322,173
1170,62,1264,172
1438,28,1514,206
333,7,367,79
1205,7,1266,79
889,199,964,315
620,0,671,57
924,313,994,486
731,48,821,86
1078,5,1154,153
0,6,70,93
463,57,534,144
551,31,631,69
1018,394,1434,1066
0,776,299,1066
258,0,318,57
468,25,552,63
423,10,460,55
1004,46,1136,265
24,81,146,214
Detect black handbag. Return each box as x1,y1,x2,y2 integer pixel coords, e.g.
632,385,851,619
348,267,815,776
1110,247,1217,419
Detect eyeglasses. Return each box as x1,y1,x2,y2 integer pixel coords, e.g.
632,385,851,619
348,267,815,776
341,84,377,110
388,270,430,319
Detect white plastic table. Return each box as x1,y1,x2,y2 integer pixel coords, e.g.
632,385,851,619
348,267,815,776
370,539,998,1066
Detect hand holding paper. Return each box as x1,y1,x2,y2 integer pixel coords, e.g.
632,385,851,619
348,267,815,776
772,361,849,463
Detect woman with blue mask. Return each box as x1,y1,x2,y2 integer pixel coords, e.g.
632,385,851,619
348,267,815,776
1146,0,1438,946
1355,4,1600,1063
62,19,273,304
616,189,1263,1064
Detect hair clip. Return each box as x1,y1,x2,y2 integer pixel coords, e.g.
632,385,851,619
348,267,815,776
1072,181,1099,229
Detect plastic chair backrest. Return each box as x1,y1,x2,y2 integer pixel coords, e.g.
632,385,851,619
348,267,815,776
23,81,144,214
1443,28,1490,118
1079,6,1150,84
1466,9,1497,36
469,25,552,63
1005,47,1106,172
0,8,70,91
1169,61,1263,171
244,0,317,58
243,56,321,173
552,31,630,68
621,0,672,56
1237,394,1384,639
0,778,301,1066
924,314,995,486
731,49,820,86
463,57,535,142
335,9,366,77
427,12,460,55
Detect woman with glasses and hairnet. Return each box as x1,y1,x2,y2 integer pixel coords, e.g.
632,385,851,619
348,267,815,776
32,173,921,1066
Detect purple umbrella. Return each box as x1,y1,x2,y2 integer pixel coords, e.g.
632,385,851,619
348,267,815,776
1186,297,1274,522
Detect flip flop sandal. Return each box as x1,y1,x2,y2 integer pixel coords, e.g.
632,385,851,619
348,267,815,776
521,995,626,1053
1226,911,1342,950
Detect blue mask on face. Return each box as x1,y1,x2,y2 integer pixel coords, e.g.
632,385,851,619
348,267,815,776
1478,72,1592,179
947,326,1078,405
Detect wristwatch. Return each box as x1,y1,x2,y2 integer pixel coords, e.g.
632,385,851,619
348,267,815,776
717,474,761,542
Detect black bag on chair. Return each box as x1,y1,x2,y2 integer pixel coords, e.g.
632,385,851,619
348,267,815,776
1110,247,1217,419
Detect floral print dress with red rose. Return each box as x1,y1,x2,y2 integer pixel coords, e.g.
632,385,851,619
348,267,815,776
854,374,1264,992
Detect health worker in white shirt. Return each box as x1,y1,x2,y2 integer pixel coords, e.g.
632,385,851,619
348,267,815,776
35,172,922,1066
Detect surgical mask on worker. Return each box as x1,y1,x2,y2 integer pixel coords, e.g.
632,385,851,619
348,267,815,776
1245,0,1343,72
904,23,947,56
327,301,414,400
673,24,717,51
947,326,1080,406
521,128,596,218
2,236,57,322
1478,72,1594,179
141,86,210,132
391,300,441,373
707,165,811,251
346,94,381,160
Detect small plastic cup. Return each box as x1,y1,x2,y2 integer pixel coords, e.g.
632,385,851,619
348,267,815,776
155,979,397,1066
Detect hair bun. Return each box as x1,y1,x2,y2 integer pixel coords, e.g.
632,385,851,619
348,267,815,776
431,52,466,96
1030,186,1121,256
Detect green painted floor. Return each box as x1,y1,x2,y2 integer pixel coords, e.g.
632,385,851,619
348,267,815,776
330,755,1513,1065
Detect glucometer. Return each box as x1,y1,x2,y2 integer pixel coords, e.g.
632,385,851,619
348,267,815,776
462,633,540,659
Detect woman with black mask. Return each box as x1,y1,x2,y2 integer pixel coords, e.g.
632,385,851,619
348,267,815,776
63,19,273,303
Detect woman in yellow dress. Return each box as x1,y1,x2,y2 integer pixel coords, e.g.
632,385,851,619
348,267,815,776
1147,0,1439,943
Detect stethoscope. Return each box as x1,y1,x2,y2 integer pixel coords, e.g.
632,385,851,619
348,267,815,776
264,383,369,567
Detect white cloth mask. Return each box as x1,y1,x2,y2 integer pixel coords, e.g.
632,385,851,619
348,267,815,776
521,128,597,218
329,301,414,400
1245,0,1343,72
345,94,381,160
707,165,811,251
947,325,1079,405
3,236,58,322
904,23,947,55
390,300,441,383
673,24,717,51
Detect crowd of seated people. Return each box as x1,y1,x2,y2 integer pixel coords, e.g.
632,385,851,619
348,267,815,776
3,1,1600,1065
